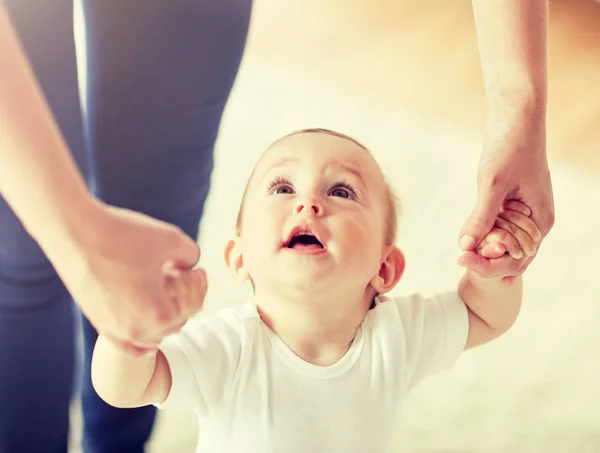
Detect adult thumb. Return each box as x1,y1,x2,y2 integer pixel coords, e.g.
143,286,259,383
459,185,506,251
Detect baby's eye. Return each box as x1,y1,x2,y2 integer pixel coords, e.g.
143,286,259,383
267,177,295,195
328,182,357,200
330,187,351,199
275,185,294,195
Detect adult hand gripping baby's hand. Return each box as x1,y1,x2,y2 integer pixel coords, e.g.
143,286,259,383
458,111,555,281
53,202,207,356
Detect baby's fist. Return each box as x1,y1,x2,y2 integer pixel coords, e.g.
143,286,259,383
477,201,542,260
162,261,208,329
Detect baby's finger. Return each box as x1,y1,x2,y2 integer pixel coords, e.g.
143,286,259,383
458,251,523,278
484,228,523,260
479,242,507,259
502,200,531,217
498,210,543,244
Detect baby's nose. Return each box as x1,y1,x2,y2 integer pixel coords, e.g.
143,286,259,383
295,197,323,216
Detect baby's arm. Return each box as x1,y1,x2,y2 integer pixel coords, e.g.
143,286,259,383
459,201,541,349
91,265,202,408
92,337,171,408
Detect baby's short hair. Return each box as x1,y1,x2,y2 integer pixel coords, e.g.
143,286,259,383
235,128,400,245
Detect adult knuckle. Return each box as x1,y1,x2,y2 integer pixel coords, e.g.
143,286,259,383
482,172,507,191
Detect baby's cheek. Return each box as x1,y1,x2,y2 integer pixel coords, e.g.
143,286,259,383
350,221,379,249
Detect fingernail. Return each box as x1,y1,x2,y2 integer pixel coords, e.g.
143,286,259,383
459,235,476,250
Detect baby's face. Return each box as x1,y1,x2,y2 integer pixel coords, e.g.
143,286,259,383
238,132,389,294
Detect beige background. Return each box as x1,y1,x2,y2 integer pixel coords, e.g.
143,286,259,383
69,1,600,451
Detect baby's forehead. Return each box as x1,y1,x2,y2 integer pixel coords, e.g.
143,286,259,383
252,132,385,189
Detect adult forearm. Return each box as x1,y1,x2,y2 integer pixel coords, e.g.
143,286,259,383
0,6,95,252
472,0,548,116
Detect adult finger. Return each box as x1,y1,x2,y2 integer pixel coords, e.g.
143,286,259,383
170,227,201,268
459,181,507,251
499,210,542,243
502,200,531,217
495,216,537,257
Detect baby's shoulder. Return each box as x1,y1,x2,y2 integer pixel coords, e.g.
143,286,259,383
367,291,461,329
369,293,420,319
182,300,261,338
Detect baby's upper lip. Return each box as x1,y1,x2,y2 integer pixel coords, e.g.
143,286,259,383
283,224,326,248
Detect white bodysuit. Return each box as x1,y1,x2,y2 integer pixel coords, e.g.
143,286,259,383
157,291,469,453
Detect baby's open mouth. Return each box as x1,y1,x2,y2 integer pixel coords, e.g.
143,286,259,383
286,232,324,249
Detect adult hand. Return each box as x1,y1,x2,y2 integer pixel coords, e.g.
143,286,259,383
52,201,207,356
458,110,555,280
0,4,208,355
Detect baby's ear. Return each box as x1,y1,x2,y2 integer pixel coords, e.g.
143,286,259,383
370,246,405,294
224,237,250,282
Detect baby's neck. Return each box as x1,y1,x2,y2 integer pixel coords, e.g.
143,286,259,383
254,287,375,366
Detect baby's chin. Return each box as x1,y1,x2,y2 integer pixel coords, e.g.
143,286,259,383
267,271,332,292
255,269,369,299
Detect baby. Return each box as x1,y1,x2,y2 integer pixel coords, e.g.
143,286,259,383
91,129,541,453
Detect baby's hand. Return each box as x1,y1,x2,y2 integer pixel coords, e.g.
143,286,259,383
476,201,543,260
161,262,208,334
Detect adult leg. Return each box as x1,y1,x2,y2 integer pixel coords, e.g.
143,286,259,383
0,1,87,452
78,1,252,452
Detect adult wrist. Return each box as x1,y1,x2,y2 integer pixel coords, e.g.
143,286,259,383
483,88,547,158
487,85,546,127
33,190,105,260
